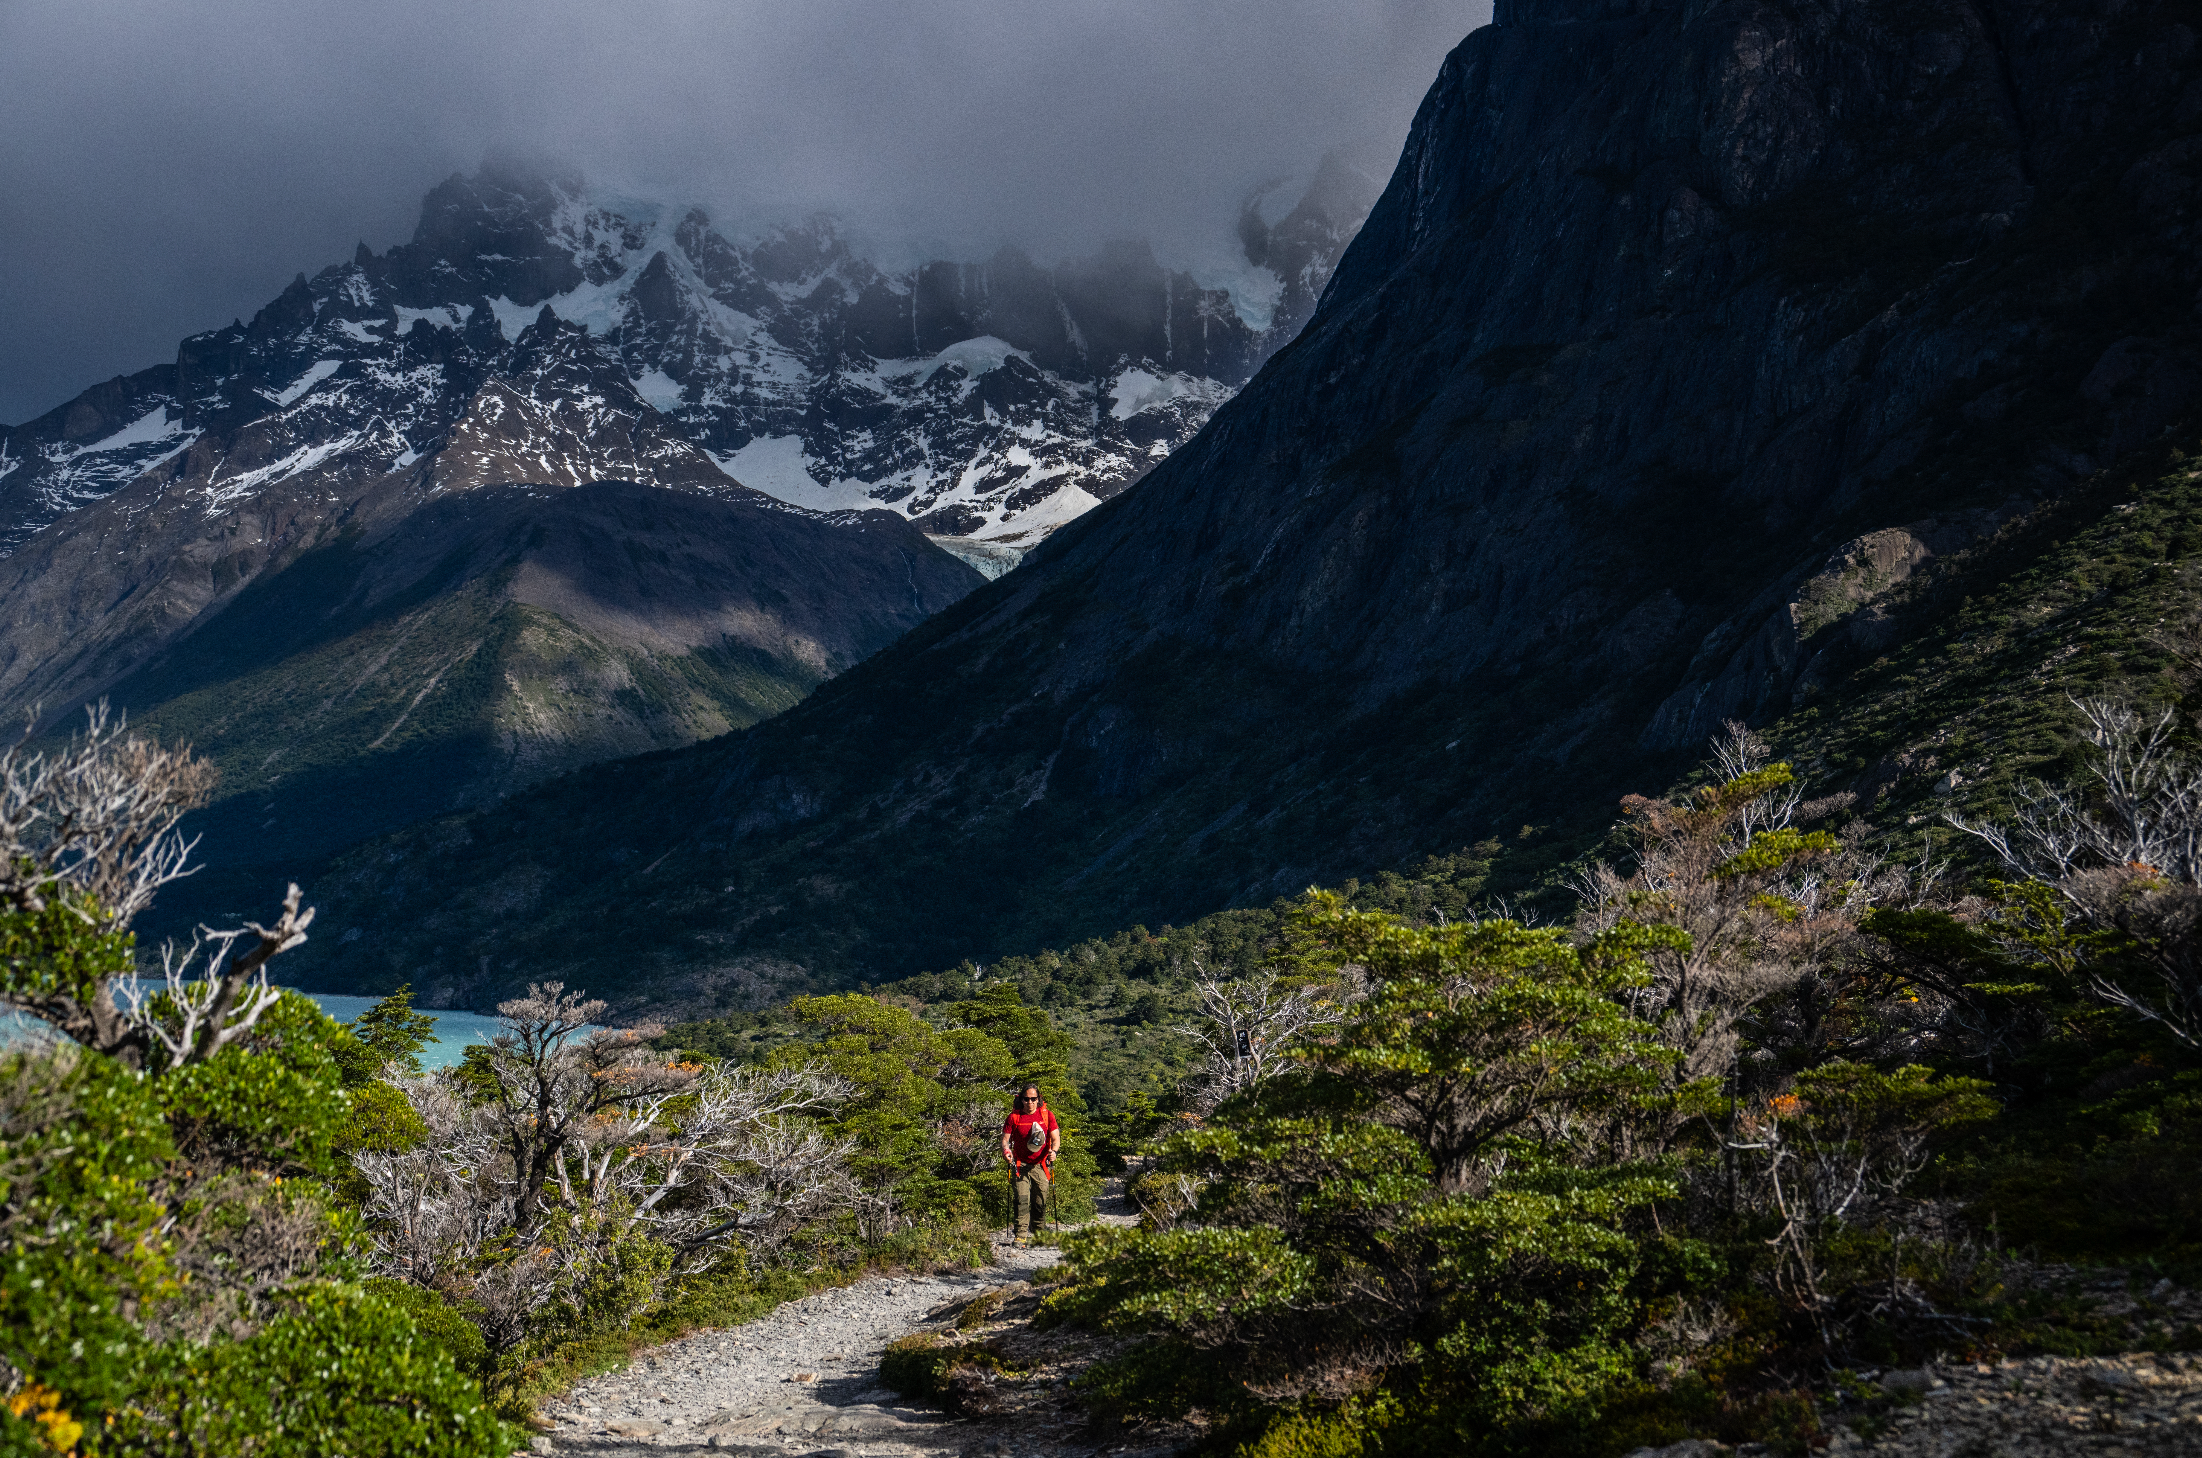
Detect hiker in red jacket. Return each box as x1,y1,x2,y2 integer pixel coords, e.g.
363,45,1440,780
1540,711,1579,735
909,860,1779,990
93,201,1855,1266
1001,1083,1061,1246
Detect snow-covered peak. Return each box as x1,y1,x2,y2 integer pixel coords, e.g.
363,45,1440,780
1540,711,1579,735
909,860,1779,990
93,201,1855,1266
1,162,1377,564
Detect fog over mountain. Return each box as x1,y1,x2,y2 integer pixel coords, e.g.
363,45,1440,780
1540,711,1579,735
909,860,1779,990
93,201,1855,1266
0,0,1488,425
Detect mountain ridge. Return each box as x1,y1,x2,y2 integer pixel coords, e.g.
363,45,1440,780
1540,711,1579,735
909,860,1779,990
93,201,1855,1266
0,162,1373,873
242,0,2202,1011
0,294,984,870
0,158,1377,563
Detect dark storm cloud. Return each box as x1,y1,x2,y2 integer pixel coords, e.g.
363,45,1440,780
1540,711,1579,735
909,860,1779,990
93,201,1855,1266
0,0,1489,424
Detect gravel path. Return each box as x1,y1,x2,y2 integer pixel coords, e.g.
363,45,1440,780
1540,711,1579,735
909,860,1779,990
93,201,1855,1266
1821,1353,2202,1455
533,1190,1143,1458
1625,1353,2202,1458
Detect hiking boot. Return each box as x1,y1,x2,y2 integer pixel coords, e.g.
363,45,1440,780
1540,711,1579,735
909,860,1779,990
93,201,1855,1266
1013,1234,1031,1248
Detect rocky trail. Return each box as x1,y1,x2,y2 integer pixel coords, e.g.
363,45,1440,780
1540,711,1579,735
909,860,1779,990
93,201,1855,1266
527,1181,2202,1458
1628,1352,2202,1458
530,1189,1164,1458
1817,1352,2202,1455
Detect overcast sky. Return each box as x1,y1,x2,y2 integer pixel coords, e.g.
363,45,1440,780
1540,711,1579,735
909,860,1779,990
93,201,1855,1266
0,0,1489,425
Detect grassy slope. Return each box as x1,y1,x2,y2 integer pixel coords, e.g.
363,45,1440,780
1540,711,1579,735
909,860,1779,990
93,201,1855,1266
1761,432,2202,858
107,545,826,938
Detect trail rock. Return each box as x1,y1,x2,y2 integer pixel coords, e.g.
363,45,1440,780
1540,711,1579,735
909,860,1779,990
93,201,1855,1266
1834,1354,2202,1454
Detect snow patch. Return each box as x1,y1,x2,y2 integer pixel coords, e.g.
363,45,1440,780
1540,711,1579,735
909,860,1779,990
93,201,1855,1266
335,319,385,343
631,369,683,413
713,435,823,498
994,479,1101,533
135,435,200,475
917,336,1028,383
264,359,344,407
395,304,473,332
1185,256,1286,332
486,280,632,339
1106,368,1230,421
925,535,1024,579
202,432,362,511
76,406,186,454
484,296,544,340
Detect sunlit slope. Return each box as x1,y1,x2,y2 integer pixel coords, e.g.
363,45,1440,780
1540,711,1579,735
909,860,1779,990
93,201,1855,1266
76,479,977,882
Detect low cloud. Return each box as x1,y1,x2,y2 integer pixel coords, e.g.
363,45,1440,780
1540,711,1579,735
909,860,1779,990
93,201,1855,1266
0,0,1489,423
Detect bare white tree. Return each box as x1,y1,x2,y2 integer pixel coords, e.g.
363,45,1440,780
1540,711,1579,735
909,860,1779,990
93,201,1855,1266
354,985,858,1350
1172,957,1338,1112
115,885,315,1067
0,702,211,928
1949,697,2202,1047
351,1079,504,1290
1709,719,1808,840
1949,699,2202,881
1576,722,1886,1106
540,1060,857,1255
678,1097,862,1255
0,703,313,1067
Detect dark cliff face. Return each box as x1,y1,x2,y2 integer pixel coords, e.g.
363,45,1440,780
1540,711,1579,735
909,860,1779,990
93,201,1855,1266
295,0,2202,1013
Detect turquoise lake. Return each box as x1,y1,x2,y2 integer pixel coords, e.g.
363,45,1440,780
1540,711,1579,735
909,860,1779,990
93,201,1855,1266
296,993,506,1068
1,990,508,1069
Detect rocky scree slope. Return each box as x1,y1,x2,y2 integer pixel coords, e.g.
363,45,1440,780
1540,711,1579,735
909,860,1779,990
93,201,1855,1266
0,158,1375,569
294,0,2202,1014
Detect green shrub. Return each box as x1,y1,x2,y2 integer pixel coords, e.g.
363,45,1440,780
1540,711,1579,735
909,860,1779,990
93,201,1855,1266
0,1047,171,1437
336,1077,430,1156
879,1331,1022,1404
954,1288,1006,1330
879,1332,956,1399
1076,1337,1249,1425
1230,1396,1401,1458
132,1283,517,1455
152,991,353,1176
366,1278,492,1381
1051,895,1686,1451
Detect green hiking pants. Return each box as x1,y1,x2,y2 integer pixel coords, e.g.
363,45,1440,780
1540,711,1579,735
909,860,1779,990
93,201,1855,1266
1011,1164,1051,1235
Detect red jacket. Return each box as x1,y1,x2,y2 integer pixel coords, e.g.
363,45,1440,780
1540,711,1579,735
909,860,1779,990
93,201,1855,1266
1003,1103,1060,1175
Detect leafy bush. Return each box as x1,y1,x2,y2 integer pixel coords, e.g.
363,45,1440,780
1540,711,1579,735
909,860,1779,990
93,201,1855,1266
366,1278,492,1380
879,1332,958,1398
1048,896,1686,1451
0,720,520,1455
150,990,354,1175
0,1047,171,1437
879,1330,1023,1411
127,1283,511,1454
